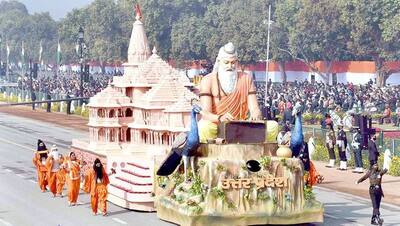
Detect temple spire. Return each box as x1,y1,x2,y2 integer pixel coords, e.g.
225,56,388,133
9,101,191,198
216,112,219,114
134,4,142,21
127,4,151,66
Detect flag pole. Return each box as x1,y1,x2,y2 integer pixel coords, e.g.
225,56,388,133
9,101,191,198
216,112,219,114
6,41,9,81
56,39,59,78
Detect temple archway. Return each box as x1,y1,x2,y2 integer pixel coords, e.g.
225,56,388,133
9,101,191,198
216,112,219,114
141,130,147,144
97,109,105,118
161,133,169,145
109,109,115,118
119,128,124,142
126,108,133,117
118,108,123,117
126,128,131,142
110,129,116,142
98,128,105,142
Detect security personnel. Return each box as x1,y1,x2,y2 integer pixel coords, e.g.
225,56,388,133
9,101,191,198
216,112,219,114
356,163,387,225
66,93,71,115
31,92,36,110
336,124,347,170
46,92,51,113
351,128,363,173
325,124,336,168
368,134,380,167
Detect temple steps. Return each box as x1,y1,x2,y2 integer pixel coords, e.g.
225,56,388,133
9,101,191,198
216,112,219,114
109,184,153,202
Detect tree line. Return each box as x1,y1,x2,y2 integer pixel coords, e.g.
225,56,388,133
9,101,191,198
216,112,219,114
0,0,399,86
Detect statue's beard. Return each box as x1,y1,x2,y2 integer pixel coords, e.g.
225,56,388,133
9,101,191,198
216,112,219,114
218,67,237,94
51,151,59,160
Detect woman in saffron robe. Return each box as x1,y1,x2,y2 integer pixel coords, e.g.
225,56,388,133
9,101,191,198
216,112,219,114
84,158,115,216
56,154,66,197
63,152,84,206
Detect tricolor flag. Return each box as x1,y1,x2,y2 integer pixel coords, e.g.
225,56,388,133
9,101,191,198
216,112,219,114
21,41,25,59
21,41,25,70
6,43,10,58
57,41,62,66
39,40,43,62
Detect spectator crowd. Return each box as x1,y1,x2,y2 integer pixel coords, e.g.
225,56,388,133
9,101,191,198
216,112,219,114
17,72,112,98
255,79,400,125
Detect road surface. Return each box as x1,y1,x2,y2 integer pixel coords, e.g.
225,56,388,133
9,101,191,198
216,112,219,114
0,113,399,226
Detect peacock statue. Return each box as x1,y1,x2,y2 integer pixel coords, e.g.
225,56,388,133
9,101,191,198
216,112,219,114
157,104,201,180
290,102,304,157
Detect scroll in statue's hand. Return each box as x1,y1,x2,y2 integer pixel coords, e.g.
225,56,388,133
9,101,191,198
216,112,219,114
219,112,234,122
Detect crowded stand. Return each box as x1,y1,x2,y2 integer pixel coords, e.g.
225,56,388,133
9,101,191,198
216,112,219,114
255,80,400,125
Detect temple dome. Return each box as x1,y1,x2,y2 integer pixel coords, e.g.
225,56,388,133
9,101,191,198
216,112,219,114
164,90,198,113
137,47,192,86
132,75,191,109
87,84,131,108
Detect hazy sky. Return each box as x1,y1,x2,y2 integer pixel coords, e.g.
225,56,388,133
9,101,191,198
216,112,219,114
11,0,94,21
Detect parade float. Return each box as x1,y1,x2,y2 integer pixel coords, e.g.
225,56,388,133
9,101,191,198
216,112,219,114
154,111,323,225
71,6,323,225
71,7,195,211
155,144,323,225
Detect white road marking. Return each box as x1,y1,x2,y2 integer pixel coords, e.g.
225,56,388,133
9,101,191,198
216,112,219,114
16,174,25,178
324,213,364,226
112,218,127,225
0,137,32,151
0,219,13,226
0,134,71,152
4,169,12,173
324,213,339,219
29,179,36,183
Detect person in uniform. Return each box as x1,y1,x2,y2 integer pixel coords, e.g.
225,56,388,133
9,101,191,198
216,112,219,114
33,139,49,192
351,128,364,173
356,163,387,225
336,124,348,170
325,124,336,168
368,134,380,168
84,158,115,216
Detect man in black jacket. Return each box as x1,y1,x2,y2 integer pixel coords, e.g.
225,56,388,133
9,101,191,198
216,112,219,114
31,92,36,110
66,93,71,115
368,134,380,168
356,163,386,225
46,93,51,113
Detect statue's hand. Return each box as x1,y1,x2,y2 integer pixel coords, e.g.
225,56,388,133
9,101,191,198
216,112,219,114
249,111,262,121
220,112,234,122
